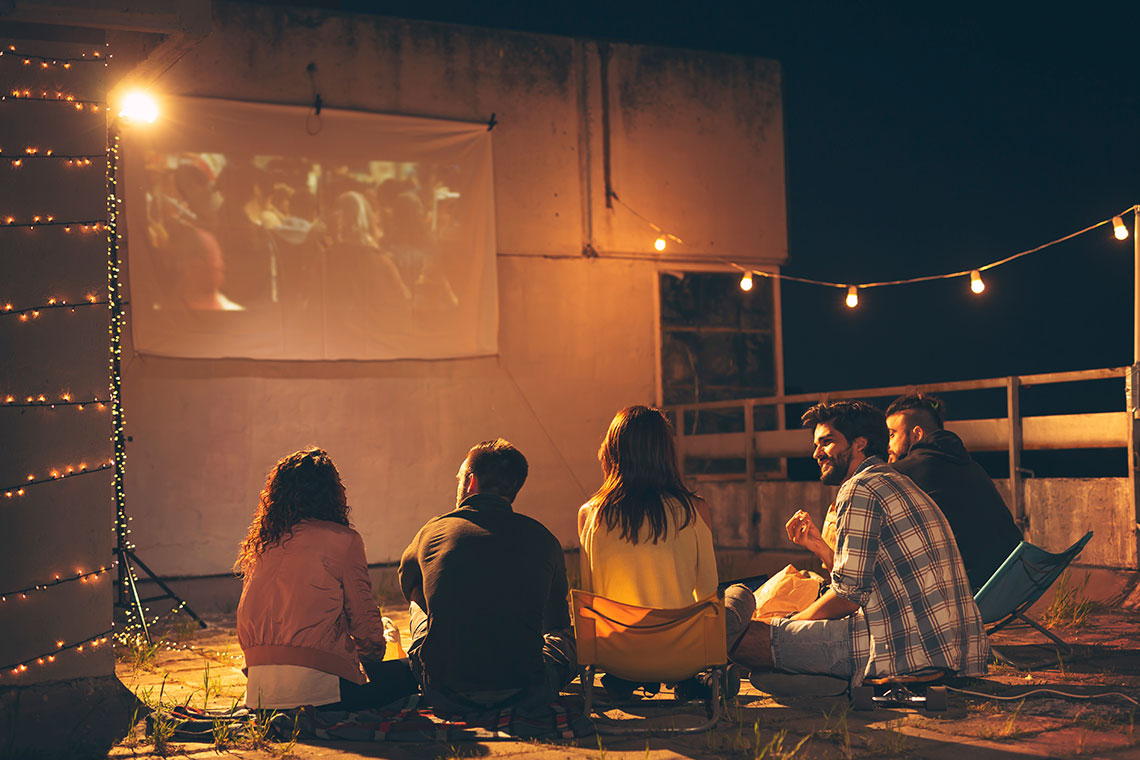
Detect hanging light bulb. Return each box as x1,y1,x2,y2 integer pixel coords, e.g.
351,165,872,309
654,236,667,252
739,271,753,291
970,270,985,294
1113,216,1129,241
845,285,859,308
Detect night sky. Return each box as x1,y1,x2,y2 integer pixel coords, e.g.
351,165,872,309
275,2,1140,423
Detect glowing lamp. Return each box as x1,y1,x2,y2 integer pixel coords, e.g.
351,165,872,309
845,285,859,308
118,91,158,124
970,270,985,294
1113,215,1129,241
740,272,753,291
654,236,667,252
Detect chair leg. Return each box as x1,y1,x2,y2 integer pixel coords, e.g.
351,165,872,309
707,667,722,726
589,666,726,736
1015,612,1073,655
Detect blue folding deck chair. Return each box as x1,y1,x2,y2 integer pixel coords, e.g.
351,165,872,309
973,531,1093,662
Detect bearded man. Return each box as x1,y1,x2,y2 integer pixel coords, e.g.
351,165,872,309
732,401,988,687
886,393,1022,592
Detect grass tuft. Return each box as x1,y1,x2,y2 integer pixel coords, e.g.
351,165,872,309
1041,570,1098,629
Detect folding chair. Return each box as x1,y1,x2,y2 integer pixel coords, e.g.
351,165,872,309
570,589,727,735
973,531,1093,662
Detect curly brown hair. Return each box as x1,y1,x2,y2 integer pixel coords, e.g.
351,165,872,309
234,447,350,577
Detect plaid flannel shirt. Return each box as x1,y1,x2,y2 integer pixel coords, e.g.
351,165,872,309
831,456,989,685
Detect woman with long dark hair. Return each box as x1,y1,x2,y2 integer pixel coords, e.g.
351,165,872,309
236,447,416,710
578,406,755,698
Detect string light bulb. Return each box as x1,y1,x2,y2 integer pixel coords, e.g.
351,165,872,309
970,270,985,294
654,236,666,252
1113,216,1129,241
739,271,754,292
845,285,859,308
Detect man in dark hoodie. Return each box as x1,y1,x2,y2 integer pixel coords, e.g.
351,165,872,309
885,393,1023,592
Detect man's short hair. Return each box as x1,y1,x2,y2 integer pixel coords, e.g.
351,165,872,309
885,393,945,432
801,401,889,460
465,438,528,502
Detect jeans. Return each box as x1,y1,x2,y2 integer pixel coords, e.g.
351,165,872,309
768,616,855,679
723,583,757,651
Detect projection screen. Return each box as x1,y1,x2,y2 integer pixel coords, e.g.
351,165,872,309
123,97,497,360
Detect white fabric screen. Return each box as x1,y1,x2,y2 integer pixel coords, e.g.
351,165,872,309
123,97,497,360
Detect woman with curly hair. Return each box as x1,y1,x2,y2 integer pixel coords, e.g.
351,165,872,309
236,447,416,710
578,406,755,699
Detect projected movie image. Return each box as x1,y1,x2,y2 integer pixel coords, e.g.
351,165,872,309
125,98,497,360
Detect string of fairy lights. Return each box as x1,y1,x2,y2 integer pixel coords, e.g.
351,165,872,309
1,566,112,602
614,196,1139,305
2,146,103,168
0,44,111,67
0,41,146,680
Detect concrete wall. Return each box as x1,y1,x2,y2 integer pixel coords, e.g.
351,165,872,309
699,476,1134,569
0,36,115,685
109,3,787,575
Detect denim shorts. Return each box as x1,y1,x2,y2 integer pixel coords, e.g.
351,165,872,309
768,617,855,679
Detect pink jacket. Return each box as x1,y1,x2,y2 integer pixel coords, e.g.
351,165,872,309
237,520,386,684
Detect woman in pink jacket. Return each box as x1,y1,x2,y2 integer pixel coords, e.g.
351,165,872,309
235,447,416,710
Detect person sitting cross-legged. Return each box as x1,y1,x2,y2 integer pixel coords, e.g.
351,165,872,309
398,439,576,714
236,447,417,711
732,401,988,688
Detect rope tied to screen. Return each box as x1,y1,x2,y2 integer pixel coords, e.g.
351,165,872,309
305,62,323,136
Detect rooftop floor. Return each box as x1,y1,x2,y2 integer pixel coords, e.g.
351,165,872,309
109,578,1140,760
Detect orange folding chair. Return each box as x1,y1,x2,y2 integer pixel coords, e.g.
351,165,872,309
571,589,728,735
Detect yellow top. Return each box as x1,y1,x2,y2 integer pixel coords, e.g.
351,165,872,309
578,497,718,609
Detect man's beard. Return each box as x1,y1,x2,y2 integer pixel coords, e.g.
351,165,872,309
819,446,852,486
888,438,911,464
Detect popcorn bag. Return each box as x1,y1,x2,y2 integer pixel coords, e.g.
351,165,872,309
751,564,827,620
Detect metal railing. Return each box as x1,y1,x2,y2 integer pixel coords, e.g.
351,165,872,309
669,366,1132,531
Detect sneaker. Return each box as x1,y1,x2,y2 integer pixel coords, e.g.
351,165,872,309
674,667,739,702
673,676,709,702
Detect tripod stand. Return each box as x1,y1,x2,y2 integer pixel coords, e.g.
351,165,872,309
106,125,205,643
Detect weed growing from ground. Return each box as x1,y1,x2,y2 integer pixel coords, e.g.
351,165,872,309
755,728,811,759
114,632,159,671
1041,570,1098,629
144,675,186,757
818,703,852,757
211,713,239,752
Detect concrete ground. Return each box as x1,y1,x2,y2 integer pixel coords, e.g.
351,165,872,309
108,572,1140,760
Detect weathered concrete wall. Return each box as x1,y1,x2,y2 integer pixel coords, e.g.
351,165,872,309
108,3,787,575
0,37,115,685
700,476,1134,569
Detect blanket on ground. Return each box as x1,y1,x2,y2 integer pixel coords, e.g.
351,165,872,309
155,694,594,743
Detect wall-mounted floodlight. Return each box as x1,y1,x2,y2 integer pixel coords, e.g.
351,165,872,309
118,91,159,124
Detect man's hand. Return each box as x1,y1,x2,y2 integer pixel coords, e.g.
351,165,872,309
785,509,835,570
786,509,823,548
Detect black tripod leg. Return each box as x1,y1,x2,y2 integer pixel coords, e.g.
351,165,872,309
127,550,208,629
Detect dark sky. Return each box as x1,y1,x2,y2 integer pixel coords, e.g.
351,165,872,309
275,1,1140,396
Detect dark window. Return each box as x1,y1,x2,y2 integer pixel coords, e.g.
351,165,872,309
659,272,781,476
